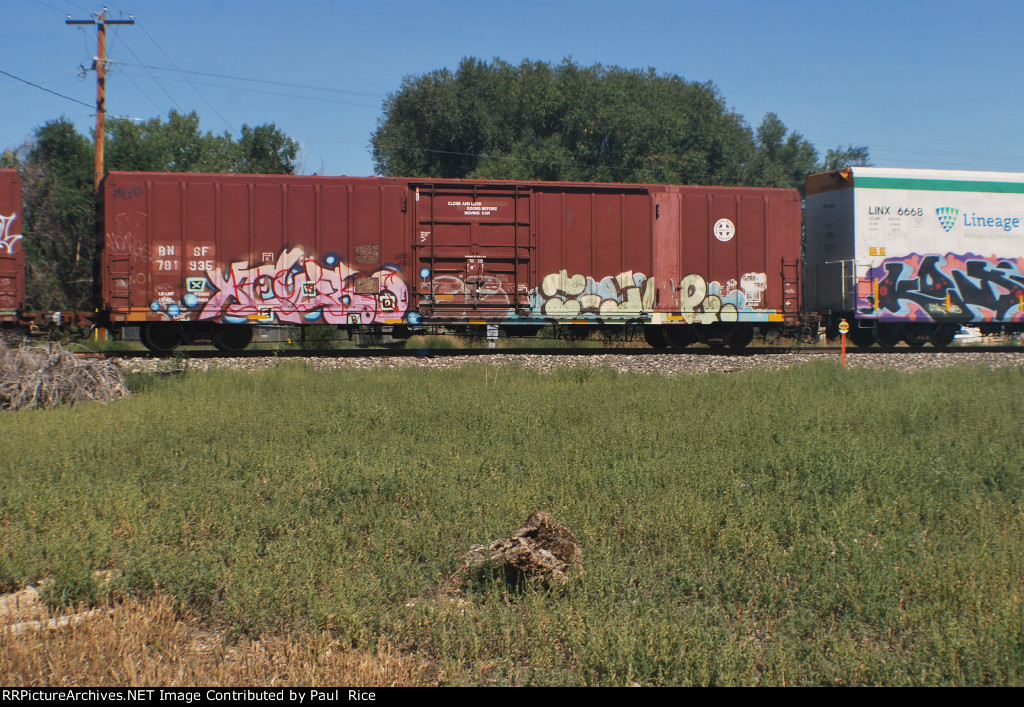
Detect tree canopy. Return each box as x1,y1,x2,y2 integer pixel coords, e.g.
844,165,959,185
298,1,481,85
372,58,869,190
105,110,299,174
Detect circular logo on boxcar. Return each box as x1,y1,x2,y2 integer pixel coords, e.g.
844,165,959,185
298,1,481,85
713,218,735,242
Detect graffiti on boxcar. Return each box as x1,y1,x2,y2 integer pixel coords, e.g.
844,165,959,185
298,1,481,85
680,273,736,323
430,274,512,305
530,269,778,322
159,247,408,324
860,253,1024,321
0,213,21,254
105,233,150,264
107,214,152,262
677,272,777,323
739,272,767,308
533,270,655,317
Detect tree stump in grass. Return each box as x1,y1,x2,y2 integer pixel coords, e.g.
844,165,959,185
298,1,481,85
466,511,583,587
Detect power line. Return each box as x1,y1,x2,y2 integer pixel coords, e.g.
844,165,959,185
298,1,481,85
113,65,166,115
0,68,93,109
371,140,732,183
64,0,93,13
870,145,1024,163
108,60,385,99
112,35,182,113
32,0,74,15
32,0,96,15
810,137,1024,164
118,72,380,108
134,20,232,132
0,70,79,93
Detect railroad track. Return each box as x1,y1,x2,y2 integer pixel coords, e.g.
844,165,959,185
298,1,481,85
78,344,1024,359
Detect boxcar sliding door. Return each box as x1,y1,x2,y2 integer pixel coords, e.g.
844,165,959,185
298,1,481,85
411,182,533,320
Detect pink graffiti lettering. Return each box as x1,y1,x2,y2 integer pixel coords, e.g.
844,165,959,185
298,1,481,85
199,247,408,324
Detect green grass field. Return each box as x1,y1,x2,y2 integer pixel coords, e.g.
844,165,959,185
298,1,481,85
1,361,1022,685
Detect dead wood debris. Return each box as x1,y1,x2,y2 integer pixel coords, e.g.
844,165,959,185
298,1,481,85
461,511,583,589
0,340,129,411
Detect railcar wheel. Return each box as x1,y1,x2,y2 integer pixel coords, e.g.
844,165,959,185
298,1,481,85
849,325,875,348
141,323,182,354
644,325,667,348
930,324,959,348
213,324,253,352
728,324,755,348
694,323,730,348
662,325,696,348
873,323,902,348
902,325,930,347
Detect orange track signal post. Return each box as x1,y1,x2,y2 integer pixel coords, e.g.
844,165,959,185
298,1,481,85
838,318,850,366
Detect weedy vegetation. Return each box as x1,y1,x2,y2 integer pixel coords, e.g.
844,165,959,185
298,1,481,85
1,361,1022,685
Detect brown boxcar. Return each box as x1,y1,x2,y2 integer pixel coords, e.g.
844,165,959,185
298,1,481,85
646,184,801,346
0,169,24,324
100,172,800,351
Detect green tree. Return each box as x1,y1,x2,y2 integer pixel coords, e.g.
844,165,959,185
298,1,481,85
105,110,299,174
19,118,96,310
372,58,757,186
373,58,871,191
746,112,820,193
820,144,872,172
235,123,299,175
0,149,20,170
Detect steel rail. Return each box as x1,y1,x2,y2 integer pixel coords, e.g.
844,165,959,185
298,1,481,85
79,345,1024,360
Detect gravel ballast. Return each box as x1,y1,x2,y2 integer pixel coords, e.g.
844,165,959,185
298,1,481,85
114,350,1024,377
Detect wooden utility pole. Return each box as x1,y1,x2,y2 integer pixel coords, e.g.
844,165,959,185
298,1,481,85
66,11,135,192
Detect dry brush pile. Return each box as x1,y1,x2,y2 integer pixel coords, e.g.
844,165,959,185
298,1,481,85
0,340,128,411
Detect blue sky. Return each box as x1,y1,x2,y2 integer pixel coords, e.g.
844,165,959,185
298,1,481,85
3,0,1022,177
